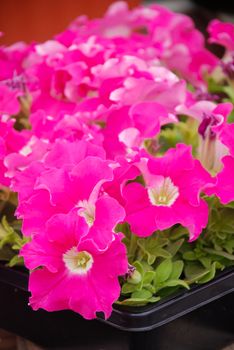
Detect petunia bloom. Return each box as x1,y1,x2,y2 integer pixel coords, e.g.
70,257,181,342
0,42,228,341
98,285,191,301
206,123,234,204
123,144,213,241
20,211,128,319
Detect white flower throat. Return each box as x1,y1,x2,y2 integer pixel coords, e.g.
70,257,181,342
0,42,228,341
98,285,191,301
148,177,179,207
63,247,93,275
77,199,95,227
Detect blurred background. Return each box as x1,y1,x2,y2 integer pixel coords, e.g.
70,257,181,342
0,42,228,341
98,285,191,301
0,0,233,45
0,0,140,45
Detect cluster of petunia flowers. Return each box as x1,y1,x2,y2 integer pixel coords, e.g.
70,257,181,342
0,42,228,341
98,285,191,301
1,1,234,319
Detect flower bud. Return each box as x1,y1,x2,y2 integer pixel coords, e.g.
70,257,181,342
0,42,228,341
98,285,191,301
127,270,142,284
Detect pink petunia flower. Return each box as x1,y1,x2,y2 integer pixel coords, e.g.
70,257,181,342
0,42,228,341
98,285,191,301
0,114,29,187
0,85,22,115
176,101,233,171
209,156,234,204
20,211,128,319
123,144,213,241
206,123,234,204
17,156,125,249
208,19,234,52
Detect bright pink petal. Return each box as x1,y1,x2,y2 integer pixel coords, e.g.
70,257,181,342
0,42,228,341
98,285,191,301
71,157,113,200
86,195,125,249
211,156,234,204
173,198,209,241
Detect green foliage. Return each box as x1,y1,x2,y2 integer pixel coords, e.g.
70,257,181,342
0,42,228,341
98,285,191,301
119,196,234,306
0,216,27,267
159,119,198,155
207,76,234,107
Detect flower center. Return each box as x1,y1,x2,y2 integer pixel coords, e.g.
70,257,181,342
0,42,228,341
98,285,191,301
77,200,95,227
148,177,179,207
221,56,234,80
198,113,222,140
63,247,93,275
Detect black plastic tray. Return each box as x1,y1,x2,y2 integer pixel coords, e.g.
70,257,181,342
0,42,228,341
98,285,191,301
108,267,234,331
0,264,234,349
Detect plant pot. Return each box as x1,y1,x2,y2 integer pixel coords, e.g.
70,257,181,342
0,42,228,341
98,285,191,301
0,264,233,350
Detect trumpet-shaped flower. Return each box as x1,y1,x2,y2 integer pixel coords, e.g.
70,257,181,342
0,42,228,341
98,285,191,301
123,144,213,241
17,156,125,250
20,211,128,319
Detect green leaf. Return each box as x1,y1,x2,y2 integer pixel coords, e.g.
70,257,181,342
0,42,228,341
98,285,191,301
169,260,184,280
209,208,234,234
141,261,154,273
184,263,210,283
154,259,172,286
137,239,156,265
133,261,144,275
116,298,149,306
117,296,160,306
137,237,171,265
207,76,227,94
224,201,234,209
170,226,188,240
199,257,212,269
183,251,197,261
147,296,161,303
223,86,234,103
224,239,234,254
198,262,221,284
8,255,24,267
228,110,234,123
121,283,138,295
143,271,155,284
1,216,14,234
153,247,171,259
132,289,152,299
203,248,234,261
160,279,189,290
166,239,185,257
144,283,156,294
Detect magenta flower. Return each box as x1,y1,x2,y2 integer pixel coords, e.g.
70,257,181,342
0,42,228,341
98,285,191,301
206,123,234,204
2,0,234,320
176,101,233,171
0,42,29,81
208,19,234,52
0,115,29,187
210,156,234,204
0,85,22,115
17,156,125,250
21,211,128,319
123,144,213,241
220,123,234,157
103,102,176,159
8,139,105,202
